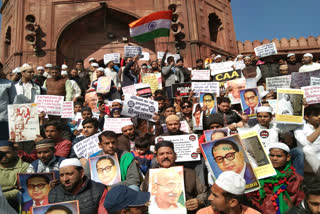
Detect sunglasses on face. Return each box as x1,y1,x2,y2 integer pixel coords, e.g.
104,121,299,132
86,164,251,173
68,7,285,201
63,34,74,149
182,105,191,109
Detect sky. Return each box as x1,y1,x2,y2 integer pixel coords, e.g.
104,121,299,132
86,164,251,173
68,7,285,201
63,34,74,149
231,1,320,42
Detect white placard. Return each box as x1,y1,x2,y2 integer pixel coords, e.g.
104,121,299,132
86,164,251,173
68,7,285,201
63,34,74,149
254,43,278,58
61,101,74,118
191,82,220,97
139,52,150,61
311,77,320,86
157,51,180,63
266,75,291,91
104,53,120,64
8,103,40,142
191,70,211,81
124,46,142,57
301,86,320,104
210,61,244,76
121,95,158,121
73,132,101,158
122,85,136,96
155,134,200,162
35,95,64,116
103,118,133,133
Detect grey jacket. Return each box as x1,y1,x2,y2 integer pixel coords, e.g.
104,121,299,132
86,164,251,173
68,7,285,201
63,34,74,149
0,79,17,121
162,64,184,87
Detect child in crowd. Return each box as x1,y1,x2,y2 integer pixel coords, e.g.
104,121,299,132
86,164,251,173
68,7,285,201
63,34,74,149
131,134,154,175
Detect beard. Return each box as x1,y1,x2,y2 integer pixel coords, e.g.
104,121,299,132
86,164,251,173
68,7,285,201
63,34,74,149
63,178,82,192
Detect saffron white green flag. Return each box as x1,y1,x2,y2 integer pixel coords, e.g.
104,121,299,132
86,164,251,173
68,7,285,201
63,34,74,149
129,10,172,42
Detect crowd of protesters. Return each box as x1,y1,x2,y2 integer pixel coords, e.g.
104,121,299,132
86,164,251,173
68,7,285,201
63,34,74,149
0,50,320,214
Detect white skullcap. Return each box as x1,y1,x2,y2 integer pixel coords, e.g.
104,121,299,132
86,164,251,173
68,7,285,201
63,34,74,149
260,90,269,99
60,158,82,168
91,62,99,68
20,64,33,72
304,53,313,58
112,99,123,105
287,53,295,58
88,58,96,62
61,70,68,75
215,171,246,195
269,143,290,153
214,55,222,60
105,59,112,65
121,121,134,129
37,66,44,71
12,67,21,74
61,64,68,69
237,55,244,58
97,67,104,72
45,63,53,68
257,106,272,113
244,56,251,60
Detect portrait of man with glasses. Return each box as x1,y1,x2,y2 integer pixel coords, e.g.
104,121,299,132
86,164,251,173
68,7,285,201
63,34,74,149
19,173,53,213
240,88,261,117
89,155,120,186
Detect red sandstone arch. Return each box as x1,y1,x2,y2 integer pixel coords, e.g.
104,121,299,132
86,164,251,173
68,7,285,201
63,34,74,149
56,6,156,67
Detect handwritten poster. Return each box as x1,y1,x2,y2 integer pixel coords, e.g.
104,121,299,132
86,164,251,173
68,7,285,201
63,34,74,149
254,43,278,58
73,132,101,158
104,53,120,64
311,77,320,86
103,118,133,133
191,70,211,81
301,86,320,104
8,103,40,142
266,75,291,91
35,95,64,116
191,82,220,97
61,101,74,118
124,46,142,57
141,73,162,93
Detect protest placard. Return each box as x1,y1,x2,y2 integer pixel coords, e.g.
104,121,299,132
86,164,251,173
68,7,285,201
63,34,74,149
239,131,277,179
204,128,229,143
35,95,64,116
61,101,74,118
191,70,211,81
246,78,257,88
200,135,260,193
18,173,54,213
212,69,242,82
103,118,133,133
210,61,243,76
141,73,162,93
89,154,121,186
149,166,186,214
267,99,277,113
276,88,304,124
85,91,99,112
311,77,320,86
301,85,320,104
156,134,200,162
8,103,40,142
32,201,80,214
139,52,150,61
225,78,246,104
157,51,180,63
122,85,136,96
124,46,142,57
73,132,101,158
191,82,220,97
172,82,191,97
192,103,203,131
200,92,217,116
266,75,291,91
104,53,120,64
121,95,158,121
290,69,320,88
96,76,112,93
254,43,277,58
240,88,262,118
135,83,152,98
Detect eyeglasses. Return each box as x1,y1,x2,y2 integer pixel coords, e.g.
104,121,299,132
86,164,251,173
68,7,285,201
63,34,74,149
97,166,113,174
244,96,256,101
182,105,191,109
214,152,236,163
27,183,48,190
156,182,181,189
204,99,213,103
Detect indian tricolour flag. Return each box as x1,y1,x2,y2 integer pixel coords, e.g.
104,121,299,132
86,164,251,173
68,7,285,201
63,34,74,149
129,10,173,42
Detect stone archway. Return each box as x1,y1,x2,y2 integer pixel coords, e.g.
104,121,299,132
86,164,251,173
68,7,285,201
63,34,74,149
56,7,156,68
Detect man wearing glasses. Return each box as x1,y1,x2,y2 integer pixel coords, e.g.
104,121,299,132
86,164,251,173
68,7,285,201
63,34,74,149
177,101,193,130
96,156,120,186
22,174,51,212
242,89,261,115
211,139,256,185
202,93,216,116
